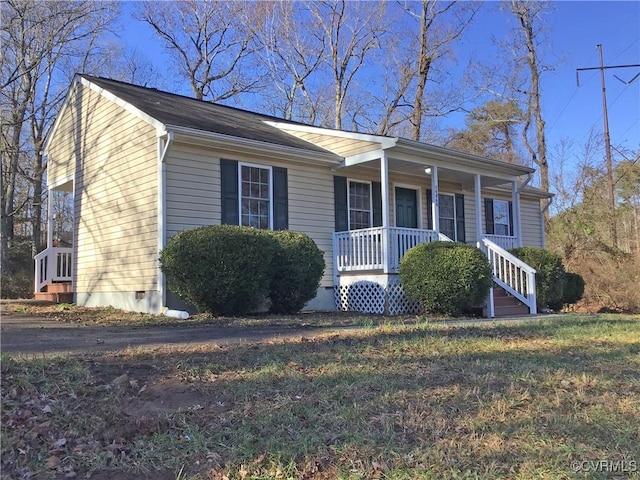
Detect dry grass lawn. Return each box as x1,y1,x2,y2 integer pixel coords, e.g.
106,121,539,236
1,311,639,479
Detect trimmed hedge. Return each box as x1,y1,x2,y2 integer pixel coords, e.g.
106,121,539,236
268,230,325,314
160,225,277,316
160,225,324,316
400,241,492,316
509,247,566,311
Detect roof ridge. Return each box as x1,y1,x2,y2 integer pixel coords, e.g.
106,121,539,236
77,73,309,126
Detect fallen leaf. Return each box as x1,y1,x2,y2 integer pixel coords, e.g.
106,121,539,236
42,405,53,414
46,455,61,469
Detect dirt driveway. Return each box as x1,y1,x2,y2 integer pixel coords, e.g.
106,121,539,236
0,311,341,356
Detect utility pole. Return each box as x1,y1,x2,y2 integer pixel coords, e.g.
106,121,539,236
597,44,616,248
576,48,640,249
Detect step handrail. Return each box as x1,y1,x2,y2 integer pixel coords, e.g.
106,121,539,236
481,237,537,315
482,238,535,272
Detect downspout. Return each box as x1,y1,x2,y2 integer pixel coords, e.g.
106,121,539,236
157,131,173,314
540,197,553,249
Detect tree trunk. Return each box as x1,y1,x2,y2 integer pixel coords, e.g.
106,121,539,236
411,1,432,141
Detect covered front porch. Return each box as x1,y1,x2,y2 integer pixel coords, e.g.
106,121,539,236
331,140,538,317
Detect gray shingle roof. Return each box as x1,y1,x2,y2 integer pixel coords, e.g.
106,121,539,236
80,75,332,154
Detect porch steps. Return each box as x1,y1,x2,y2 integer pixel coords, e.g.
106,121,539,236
34,282,74,304
492,286,530,317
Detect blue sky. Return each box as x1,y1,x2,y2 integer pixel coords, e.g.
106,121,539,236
117,1,639,166
448,1,639,162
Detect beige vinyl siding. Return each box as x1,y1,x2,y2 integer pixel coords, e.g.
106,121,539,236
464,194,478,243
165,145,336,287
278,128,381,157
165,142,221,237
47,87,81,184
72,86,158,293
520,196,544,247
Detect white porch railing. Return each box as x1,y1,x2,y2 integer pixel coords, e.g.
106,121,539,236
388,227,450,271
484,234,519,250
480,238,537,315
334,227,385,272
333,227,445,274
34,247,73,292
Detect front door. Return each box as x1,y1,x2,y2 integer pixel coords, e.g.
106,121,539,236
395,187,418,228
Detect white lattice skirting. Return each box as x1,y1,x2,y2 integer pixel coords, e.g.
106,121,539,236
334,279,422,315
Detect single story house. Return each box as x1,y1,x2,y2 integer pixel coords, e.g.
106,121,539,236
37,74,551,316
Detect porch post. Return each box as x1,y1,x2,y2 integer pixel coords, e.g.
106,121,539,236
431,165,439,232
475,174,483,243
381,151,390,273
47,187,54,249
512,181,522,247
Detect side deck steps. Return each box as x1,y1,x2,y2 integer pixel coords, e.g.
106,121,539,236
34,282,74,304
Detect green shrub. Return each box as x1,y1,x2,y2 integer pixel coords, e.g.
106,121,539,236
562,272,585,307
160,225,277,316
267,230,325,314
510,247,566,311
400,241,492,316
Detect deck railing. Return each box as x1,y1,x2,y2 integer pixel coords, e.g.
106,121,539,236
484,234,519,250
388,227,446,271
34,247,73,292
480,238,537,315
333,227,444,274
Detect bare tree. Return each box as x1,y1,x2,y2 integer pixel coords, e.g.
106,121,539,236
398,1,480,141
1,0,119,274
507,1,551,197
252,1,326,123
308,0,386,130
137,0,262,102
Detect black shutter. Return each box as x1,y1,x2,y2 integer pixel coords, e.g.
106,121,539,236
484,198,494,235
221,159,238,225
455,193,465,243
273,167,288,230
372,181,382,227
426,189,433,230
334,176,348,232
508,201,514,237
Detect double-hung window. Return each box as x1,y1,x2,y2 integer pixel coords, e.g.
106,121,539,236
348,180,372,230
438,193,456,241
485,198,512,236
240,164,271,229
493,199,510,236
